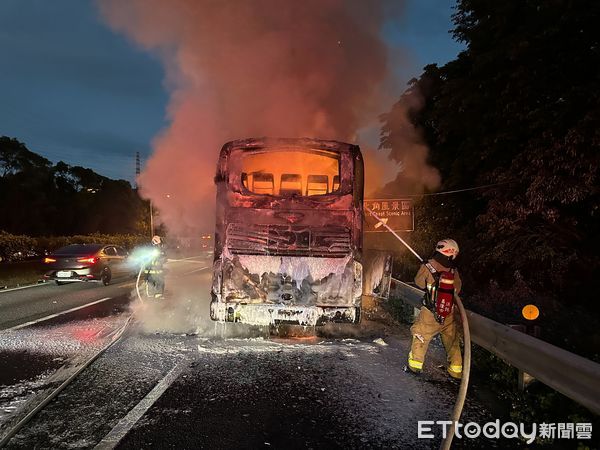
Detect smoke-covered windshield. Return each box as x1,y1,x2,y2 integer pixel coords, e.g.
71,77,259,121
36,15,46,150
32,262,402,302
239,149,340,197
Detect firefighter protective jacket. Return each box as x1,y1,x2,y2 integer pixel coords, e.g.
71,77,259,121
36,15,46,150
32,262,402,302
414,259,462,296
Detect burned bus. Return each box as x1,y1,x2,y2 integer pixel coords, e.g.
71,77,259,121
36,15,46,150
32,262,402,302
210,137,364,326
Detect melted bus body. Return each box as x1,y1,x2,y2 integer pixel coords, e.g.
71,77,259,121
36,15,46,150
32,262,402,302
210,137,364,326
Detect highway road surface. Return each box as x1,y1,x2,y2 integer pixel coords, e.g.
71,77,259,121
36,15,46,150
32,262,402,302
1,254,501,449
0,254,213,331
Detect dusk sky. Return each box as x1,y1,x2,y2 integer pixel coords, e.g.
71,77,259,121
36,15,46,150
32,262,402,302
0,0,464,183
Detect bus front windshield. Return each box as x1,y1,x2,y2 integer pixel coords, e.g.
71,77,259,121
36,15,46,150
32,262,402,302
239,149,341,197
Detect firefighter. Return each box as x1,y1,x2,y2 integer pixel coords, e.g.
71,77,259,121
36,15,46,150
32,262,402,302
147,235,166,298
407,239,463,379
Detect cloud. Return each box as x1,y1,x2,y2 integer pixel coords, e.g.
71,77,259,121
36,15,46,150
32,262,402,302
0,0,167,181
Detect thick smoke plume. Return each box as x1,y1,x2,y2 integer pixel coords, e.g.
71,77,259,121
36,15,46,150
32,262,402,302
98,0,436,235
379,87,441,194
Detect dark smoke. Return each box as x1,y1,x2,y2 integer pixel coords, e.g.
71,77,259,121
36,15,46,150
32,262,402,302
98,0,437,235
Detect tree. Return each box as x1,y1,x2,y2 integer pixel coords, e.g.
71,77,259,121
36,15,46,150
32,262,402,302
0,136,149,236
0,136,51,176
380,0,600,354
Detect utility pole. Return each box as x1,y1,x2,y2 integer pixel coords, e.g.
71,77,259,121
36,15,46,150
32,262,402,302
135,151,153,237
135,151,141,190
150,200,154,238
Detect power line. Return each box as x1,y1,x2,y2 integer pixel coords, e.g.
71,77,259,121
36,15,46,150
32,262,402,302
403,180,515,197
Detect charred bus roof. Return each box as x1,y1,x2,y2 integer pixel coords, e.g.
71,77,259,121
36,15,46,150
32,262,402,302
216,138,362,186
218,137,361,158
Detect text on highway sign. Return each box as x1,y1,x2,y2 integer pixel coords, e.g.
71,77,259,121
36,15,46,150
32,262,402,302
364,199,414,232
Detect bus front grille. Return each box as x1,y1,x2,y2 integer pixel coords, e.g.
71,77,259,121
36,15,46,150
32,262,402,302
226,223,351,257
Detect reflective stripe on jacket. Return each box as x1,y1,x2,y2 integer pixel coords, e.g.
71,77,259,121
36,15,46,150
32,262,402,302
414,259,462,295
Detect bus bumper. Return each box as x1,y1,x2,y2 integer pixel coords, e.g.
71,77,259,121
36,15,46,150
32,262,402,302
210,301,360,326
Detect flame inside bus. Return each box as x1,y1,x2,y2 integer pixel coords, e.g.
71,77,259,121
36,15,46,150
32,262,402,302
240,149,340,196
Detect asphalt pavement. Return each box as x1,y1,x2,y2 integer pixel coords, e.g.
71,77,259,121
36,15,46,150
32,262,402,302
0,276,135,331
4,327,493,449
0,254,213,331
1,254,499,449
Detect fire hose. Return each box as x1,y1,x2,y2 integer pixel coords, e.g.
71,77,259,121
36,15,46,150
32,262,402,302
135,261,147,304
365,206,471,450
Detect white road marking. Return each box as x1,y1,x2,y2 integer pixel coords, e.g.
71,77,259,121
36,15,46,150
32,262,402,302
182,266,209,276
167,260,206,265
167,254,208,262
2,297,113,332
94,361,188,450
0,282,47,294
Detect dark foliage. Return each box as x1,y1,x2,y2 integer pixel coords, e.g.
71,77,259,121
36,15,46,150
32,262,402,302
0,136,150,236
380,0,600,357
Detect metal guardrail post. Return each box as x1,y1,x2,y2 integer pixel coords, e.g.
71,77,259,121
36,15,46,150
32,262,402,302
391,278,600,414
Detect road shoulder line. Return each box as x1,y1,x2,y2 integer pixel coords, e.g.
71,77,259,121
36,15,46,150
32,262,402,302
2,296,113,332
94,360,188,449
0,282,46,295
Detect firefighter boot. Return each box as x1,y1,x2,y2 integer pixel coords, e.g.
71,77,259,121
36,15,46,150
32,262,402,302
407,352,423,374
440,312,463,379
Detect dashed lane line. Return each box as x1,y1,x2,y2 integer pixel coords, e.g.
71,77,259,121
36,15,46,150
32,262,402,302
2,296,114,332
167,254,210,262
182,266,209,276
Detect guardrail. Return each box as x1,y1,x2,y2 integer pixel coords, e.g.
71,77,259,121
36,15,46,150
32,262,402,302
390,278,600,415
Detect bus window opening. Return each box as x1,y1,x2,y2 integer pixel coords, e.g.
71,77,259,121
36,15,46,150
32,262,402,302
280,174,302,196
307,175,329,196
251,172,274,195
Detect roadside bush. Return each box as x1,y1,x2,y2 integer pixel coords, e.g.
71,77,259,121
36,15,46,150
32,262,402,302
0,231,148,262
470,347,599,446
0,231,36,262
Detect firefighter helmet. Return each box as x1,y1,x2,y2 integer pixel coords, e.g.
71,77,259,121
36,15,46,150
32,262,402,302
435,238,459,259
151,235,162,246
